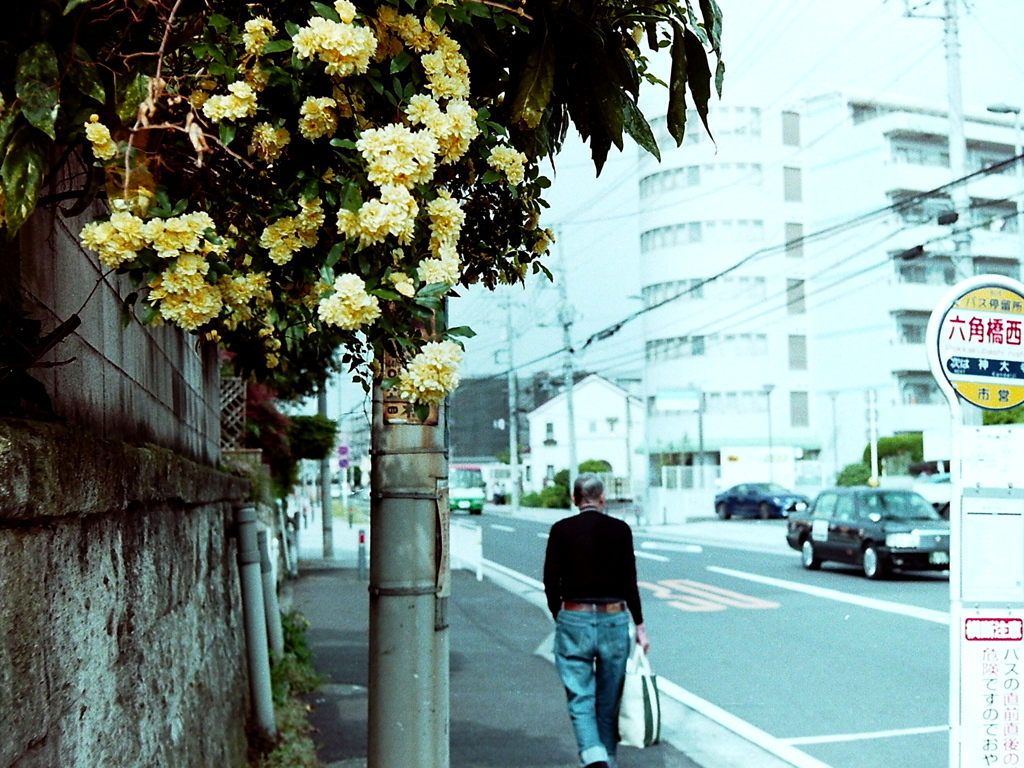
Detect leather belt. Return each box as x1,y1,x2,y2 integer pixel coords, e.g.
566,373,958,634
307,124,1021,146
561,601,625,614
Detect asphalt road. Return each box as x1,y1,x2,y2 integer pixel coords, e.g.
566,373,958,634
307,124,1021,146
477,511,952,768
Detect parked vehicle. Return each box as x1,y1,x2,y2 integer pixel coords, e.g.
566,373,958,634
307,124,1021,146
912,472,951,518
714,483,811,520
449,464,486,514
786,487,949,579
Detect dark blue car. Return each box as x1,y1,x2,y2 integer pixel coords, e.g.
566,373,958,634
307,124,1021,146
714,483,811,520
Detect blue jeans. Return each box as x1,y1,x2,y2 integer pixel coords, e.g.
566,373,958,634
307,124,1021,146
554,608,631,766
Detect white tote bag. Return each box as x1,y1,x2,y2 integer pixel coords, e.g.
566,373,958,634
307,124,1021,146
618,643,661,748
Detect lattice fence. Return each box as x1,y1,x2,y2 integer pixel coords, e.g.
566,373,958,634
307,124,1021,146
220,377,247,450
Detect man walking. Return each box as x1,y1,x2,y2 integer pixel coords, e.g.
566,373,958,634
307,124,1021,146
543,473,649,768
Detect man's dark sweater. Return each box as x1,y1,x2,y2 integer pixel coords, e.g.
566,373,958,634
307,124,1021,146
543,507,643,624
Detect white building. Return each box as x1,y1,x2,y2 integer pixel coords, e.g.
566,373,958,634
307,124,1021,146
636,94,1022,489
525,374,645,496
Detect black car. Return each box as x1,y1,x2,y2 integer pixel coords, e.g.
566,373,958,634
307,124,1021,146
786,487,950,579
714,483,811,520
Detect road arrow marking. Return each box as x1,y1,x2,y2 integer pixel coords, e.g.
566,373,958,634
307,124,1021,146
640,579,780,611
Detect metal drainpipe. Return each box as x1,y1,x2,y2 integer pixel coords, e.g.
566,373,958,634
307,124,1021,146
258,529,285,658
235,504,277,739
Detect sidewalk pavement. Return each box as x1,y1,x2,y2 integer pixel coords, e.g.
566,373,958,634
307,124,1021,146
284,520,704,768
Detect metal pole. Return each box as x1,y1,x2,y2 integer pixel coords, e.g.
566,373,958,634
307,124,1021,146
868,389,880,485
235,505,277,740
506,298,521,512
1015,110,1022,262
763,384,775,483
943,0,972,281
319,386,334,558
257,529,285,658
368,374,449,768
557,241,578,489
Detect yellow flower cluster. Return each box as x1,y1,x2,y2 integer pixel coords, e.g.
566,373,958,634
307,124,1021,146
338,184,418,248
396,340,463,405
373,7,439,58
85,115,117,161
292,12,377,78
356,123,437,187
219,272,270,308
259,197,325,265
250,123,291,163
421,35,470,100
144,211,217,259
426,190,465,256
242,17,277,57
80,211,147,268
243,62,270,92
317,273,381,329
299,96,338,140
487,145,527,186
149,260,223,332
405,95,479,165
202,81,258,123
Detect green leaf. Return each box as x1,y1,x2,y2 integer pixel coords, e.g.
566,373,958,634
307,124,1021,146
66,44,106,103
417,282,450,298
63,0,92,14
683,28,714,142
329,138,356,149
219,121,236,147
511,36,555,130
209,14,231,30
140,304,160,325
622,97,660,161
1,126,47,234
120,292,138,328
312,1,340,21
263,40,293,54
16,43,60,140
390,50,414,74
0,105,20,160
414,403,431,422
414,295,441,311
325,243,344,269
666,23,688,146
371,288,402,301
446,326,477,338
699,0,724,52
481,169,501,184
340,181,362,212
115,71,149,125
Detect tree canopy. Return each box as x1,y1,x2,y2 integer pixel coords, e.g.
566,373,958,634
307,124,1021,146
0,0,723,400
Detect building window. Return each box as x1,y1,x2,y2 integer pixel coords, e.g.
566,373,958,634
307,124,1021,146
790,391,809,427
788,335,808,370
894,311,929,344
544,422,556,445
785,222,804,257
897,256,957,286
786,279,806,314
782,111,800,146
525,465,532,482
891,138,949,168
546,465,555,480
975,257,1020,280
783,167,802,202
898,372,941,405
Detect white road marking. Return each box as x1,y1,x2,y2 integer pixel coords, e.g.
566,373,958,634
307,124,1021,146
782,724,948,745
537,532,549,540
489,524,516,532
707,566,950,624
487,560,838,768
641,541,704,554
634,550,670,562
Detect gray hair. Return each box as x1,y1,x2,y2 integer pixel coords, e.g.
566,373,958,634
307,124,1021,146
573,473,604,506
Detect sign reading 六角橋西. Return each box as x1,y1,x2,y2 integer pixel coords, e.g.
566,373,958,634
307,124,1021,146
935,283,1024,410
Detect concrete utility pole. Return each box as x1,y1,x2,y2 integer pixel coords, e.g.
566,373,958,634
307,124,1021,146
318,385,333,558
557,255,578,489
505,298,521,512
942,0,972,280
368,357,449,768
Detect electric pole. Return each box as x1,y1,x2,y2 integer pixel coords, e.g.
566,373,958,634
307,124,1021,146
557,259,578,491
505,296,521,512
318,384,333,558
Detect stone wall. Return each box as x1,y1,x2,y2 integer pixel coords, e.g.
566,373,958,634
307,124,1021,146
0,419,253,768
14,155,220,464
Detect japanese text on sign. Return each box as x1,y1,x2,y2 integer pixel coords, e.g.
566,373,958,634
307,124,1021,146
963,614,1024,767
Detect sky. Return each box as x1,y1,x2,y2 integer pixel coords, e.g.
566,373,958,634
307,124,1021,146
313,0,1024,423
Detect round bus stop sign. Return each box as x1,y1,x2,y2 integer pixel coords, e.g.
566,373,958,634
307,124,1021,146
933,280,1024,409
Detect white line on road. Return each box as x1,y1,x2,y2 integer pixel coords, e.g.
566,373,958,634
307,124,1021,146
707,567,950,624
537,532,549,540
634,550,671,562
781,724,948,745
640,541,704,554
489,524,516,532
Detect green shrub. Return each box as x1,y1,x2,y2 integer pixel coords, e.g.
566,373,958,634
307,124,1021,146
579,459,612,473
539,484,571,509
837,462,871,487
862,433,922,466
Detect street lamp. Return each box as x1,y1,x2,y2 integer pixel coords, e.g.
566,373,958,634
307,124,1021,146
987,103,1023,262
763,384,775,484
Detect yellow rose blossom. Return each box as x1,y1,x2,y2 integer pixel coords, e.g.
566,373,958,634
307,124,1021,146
487,145,527,186
79,210,148,268
426,190,464,254
356,123,437,188
418,243,460,285
250,123,291,163
202,81,258,123
259,197,323,265
407,97,479,164
334,0,357,23
421,35,470,99
84,115,117,161
350,184,418,247
317,273,381,329
299,96,338,140
242,17,277,57
292,16,377,77
388,271,416,297
148,271,223,331
243,62,270,92
396,340,463,404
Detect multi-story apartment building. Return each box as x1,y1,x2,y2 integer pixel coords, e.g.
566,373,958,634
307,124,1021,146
638,94,1022,487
